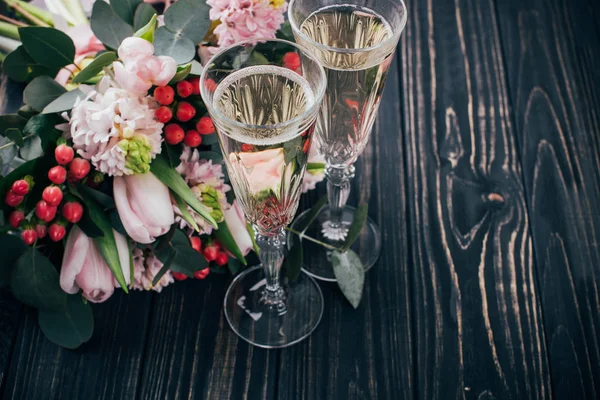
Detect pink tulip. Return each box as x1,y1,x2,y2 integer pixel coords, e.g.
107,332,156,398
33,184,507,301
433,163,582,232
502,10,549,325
60,225,131,303
234,148,285,195
117,37,154,64
223,200,253,256
113,173,175,244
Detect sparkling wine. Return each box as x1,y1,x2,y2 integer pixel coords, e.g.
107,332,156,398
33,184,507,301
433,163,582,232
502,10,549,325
298,5,395,167
213,65,315,235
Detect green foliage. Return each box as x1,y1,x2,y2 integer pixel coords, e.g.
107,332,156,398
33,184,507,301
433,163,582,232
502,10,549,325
0,234,29,287
133,13,157,42
23,76,66,111
91,1,134,50
71,52,117,84
18,27,75,69
110,0,142,25
171,191,200,232
19,135,43,160
38,294,94,349
342,202,368,251
169,63,192,84
153,26,195,65
133,3,157,31
331,250,364,308
42,89,85,114
153,230,208,284
23,113,63,150
214,221,247,265
2,46,59,83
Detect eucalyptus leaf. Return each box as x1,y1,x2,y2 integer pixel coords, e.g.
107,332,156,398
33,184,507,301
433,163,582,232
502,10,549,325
38,294,94,349
4,128,23,146
134,3,157,31
342,202,368,251
91,1,134,50
23,76,66,111
18,27,75,69
17,105,37,119
20,135,43,160
163,0,211,43
0,233,29,287
331,250,365,308
153,26,195,64
0,114,27,134
110,0,142,25
23,113,62,150
10,247,66,311
71,52,117,84
42,89,84,113
2,46,59,83
0,136,17,167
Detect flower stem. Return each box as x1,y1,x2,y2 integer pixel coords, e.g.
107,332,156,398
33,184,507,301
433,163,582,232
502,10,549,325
0,14,27,29
5,0,51,27
284,227,343,252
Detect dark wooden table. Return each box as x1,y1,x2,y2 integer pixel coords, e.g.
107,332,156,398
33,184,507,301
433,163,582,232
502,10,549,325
2,0,600,398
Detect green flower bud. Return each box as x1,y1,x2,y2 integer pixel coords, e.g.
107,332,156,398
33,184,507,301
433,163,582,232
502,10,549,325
122,135,153,175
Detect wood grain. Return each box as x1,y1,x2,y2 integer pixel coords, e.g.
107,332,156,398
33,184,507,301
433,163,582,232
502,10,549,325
137,275,277,400
277,57,414,400
2,292,152,400
400,0,551,398
495,0,600,397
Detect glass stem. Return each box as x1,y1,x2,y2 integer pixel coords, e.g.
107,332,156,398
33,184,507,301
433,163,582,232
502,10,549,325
323,164,355,241
255,228,287,315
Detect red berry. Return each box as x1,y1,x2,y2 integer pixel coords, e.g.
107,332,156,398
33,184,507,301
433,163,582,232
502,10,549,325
35,201,57,222
48,166,67,184
21,229,37,246
196,116,215,135
215,251,228,266
8,210,24,228
283,52,301,71
154,86,175,105
194,268,210,279
69,158,91,180
190,236,202,252
176,102,196,122
176,80,194,98
172,272,188,281
203,245,218,262
241,144,254,152
189,77,200,95
42,186,63,207
164,123,185,145
5,191,24,207
184,130,202,147
48,223,66,242
63,201,84,223
11,179,29,196
155,106,173,123
204,78,218,92
35,223,47,239
54,144,74,165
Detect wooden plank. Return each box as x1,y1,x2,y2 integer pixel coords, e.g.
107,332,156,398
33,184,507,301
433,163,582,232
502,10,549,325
400,0,551,398
495,0,600,398
137,275,277,400
277,57,414,400
2,292,152,399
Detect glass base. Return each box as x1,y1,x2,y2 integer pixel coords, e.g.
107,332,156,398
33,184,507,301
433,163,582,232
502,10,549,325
223,265,324,348
288,205,381,282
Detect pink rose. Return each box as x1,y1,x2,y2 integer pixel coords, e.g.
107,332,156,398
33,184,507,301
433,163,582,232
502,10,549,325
234,148,285,195
60,225,131,303
223,200,253,256
114,172,175,243
117,37,154,64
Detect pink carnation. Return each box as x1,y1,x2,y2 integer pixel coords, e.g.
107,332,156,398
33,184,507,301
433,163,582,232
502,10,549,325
207,0,286,48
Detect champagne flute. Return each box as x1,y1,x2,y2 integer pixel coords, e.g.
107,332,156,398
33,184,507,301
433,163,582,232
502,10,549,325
288,0,407,281
200,39,327,348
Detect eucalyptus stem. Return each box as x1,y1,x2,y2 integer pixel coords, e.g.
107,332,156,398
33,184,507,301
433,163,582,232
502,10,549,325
0,134,34,151
285,227,343,252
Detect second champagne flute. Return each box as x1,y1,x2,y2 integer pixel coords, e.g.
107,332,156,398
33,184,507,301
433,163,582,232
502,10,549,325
289,0,408,281
201,39,327,348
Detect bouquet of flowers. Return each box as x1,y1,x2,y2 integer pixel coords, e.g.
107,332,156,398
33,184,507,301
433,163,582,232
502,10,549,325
0,0,325,348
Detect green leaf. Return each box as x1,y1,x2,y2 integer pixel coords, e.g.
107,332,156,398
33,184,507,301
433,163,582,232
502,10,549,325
331,250,365,308
20,135,43,160
17,105,38,119
156,230,208,277
133,13,157,43
190,60,203,76
23,113,62,150
2,46,59,83
4,128,23,146
196,151,223,164
109,209,127,236
0,136,17,167
23,76,66,111
172,191,199,232
163,0,211,43
91,1,134,50
214,221,247,265
151,248,175,286
38,294,94,349
77,189,128,292
0,114,27,134
134,3,157,31
227,258,242,275
0,234,29,287
18,27,75,69
283,136,302,164
153,26,195,65
42,89,84,113
110,0,142,25
76,184,115,209
169,62,192,84
10,247,66,311
162,142,183,168
297,194,328,234
71,52,117,84
276,21,294,42
342,202,369,251
150,154,217,228
284,239,303,282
